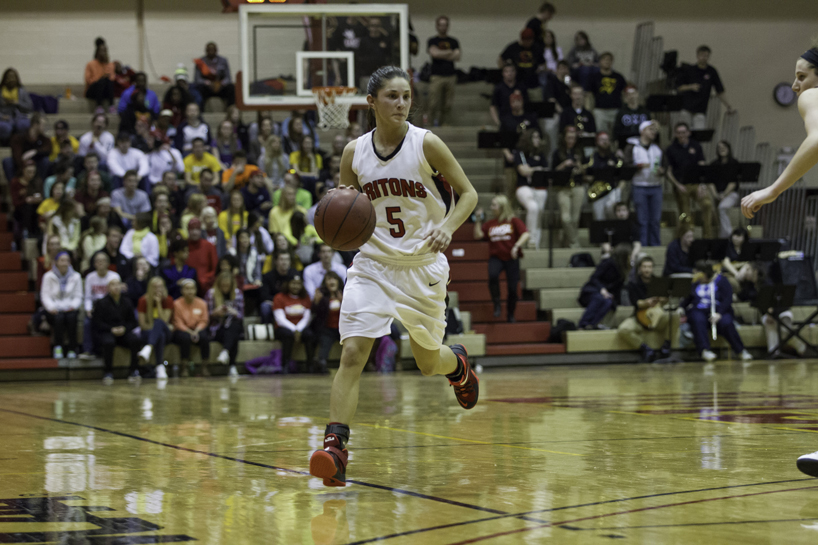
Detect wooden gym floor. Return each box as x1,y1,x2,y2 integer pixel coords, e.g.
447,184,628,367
3,361,818,544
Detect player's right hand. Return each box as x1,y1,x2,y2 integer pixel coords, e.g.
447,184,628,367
741,187,776,219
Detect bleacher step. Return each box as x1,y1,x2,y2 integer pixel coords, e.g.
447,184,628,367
450,281,520,303
0,314,36,335
0,293,36,314
472,322,550,344
0,253,22,271
0,272,30,292
445,241,489,262
460,301,537,323
0,358,59,370
486,343,566,356
0,336,51,358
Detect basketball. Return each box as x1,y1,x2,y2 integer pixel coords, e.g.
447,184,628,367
314,187,377,251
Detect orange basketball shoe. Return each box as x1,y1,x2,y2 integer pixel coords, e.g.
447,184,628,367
310,423,349,487
447,344,479,409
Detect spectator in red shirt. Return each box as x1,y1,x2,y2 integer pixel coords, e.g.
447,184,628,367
186,217,218,294
310,271,343,374
473,195,530,323
273,273,316,373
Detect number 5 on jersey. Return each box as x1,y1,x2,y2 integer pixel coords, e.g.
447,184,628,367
385,206,406,238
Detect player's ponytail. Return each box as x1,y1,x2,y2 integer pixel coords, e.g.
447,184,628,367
366,65,410,130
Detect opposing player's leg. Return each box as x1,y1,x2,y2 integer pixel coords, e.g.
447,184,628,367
410,337,479,410
309,336,374,487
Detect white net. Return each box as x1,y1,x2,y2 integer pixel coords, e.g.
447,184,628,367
312,87,357,130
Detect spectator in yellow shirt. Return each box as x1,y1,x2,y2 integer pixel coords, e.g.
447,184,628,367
218,190,249,249
288,135,322,178
271,171,313,210
184,137,223,185
268,185,306,246
50,120,80,161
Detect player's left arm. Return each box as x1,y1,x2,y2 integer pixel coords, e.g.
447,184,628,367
423,132,478,253
743,89,818,218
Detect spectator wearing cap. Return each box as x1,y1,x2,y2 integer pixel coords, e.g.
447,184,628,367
589,52,627,136
559,83,596,135
169,65,203,109
0,68,33,143
161,239,198,299
184,138,223,186
152,109,177,141
49,120,79,162
43,160,77,198
194,42,236,107
111,170,151,229
9,113,51,178
221,150,260,192
117,72,160,116
147,136,184,186
664,121,713,238
171,278,211,373
108,133,149,187
498,28,544,89
120,212,160,267
78,114,116,166
186,217,218,294
426,15,461,126
624,121,664,246
489,64,529,131
525,2,556,49
84,38,116,112
174,102,212,155
676,45,732,130
612,85,651,149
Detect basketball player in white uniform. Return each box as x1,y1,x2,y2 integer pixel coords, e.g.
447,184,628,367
309,67,480,487
739,44,818,476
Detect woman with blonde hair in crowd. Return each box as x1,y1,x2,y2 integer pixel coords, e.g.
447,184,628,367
136,276,174,379
79,216,107,272
47,198,82,260
180,193,206,239
261,134,289,189
474,194,530,322
206,271,244,376
201,206,228,257
512,129,549,249
289,135,322,178
214,119,241,165
219,189,248,249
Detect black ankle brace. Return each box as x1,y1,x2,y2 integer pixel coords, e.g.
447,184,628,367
325,423,350,449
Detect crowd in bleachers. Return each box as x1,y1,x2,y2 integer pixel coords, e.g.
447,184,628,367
0,36,388,383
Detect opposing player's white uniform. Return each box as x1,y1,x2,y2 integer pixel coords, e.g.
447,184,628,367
340,123,455,349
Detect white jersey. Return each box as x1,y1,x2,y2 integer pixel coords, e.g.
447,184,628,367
351,123,454,261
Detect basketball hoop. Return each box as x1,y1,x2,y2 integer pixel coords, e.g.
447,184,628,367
312,86,358,130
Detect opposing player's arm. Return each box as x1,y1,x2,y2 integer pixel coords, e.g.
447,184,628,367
339,139,361,191
423,132,478,252
742,89,818,218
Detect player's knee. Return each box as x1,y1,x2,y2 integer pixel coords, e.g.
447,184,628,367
339,343,369,370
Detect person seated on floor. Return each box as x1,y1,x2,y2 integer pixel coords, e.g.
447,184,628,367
80,251,121,359
161,238,198,299
120,212,159,268
260,251,298,324
577,242,632,330
40,249,83,361
172,278,211,377
309,271,344,375
682,260,752,363
616,256,669,362
137,276,175,379
93,278,142,385
663,222,695,277
206,271,244,377
273,273,316,374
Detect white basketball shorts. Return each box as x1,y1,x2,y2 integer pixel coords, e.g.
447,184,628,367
339,252,449,350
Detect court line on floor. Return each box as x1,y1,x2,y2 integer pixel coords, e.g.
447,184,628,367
0,407,532,522
343,478,816,544
445,484,818,544
561,517,817,531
